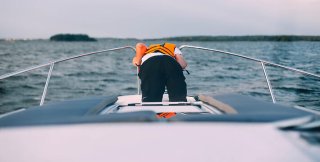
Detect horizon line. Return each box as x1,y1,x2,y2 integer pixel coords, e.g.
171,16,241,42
2,34,320,40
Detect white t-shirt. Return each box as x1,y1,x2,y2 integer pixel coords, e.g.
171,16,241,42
141,48,182,64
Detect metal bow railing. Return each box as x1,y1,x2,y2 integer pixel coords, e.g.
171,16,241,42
0,46,136,106
179,45,320,103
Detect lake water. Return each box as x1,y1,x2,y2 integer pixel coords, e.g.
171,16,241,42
0,39,320,114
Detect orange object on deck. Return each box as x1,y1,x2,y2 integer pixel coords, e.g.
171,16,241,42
156,112,177,119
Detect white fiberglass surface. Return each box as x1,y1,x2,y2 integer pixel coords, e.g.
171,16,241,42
115,94,202,113
0,123,312,162
116,94,196,105
118,105,203,113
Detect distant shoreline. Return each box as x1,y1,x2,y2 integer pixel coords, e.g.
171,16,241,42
1,35,320,42
144,35,320,42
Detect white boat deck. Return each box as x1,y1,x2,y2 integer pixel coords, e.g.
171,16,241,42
110,94,214,114
116,94,197,104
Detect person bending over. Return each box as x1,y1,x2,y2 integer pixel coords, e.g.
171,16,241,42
132,42,187,102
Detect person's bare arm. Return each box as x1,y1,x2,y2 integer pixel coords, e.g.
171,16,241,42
132,43,147,66
175,54,187,69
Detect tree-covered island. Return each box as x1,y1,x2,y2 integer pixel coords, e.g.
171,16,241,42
50,34,97,42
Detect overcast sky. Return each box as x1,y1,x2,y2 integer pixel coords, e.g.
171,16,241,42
1,0,320,39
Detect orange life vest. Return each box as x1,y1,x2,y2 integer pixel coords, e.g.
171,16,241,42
144,43,176,58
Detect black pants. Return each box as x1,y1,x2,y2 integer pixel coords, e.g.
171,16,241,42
139,55,187,102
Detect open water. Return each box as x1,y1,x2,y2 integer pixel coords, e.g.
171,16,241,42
0,39,320,114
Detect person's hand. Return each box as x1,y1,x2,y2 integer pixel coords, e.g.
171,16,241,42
132,57,141,67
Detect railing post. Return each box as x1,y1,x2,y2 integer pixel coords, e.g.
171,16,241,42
260,62,276,103
40,63,55,106
137,67,141,95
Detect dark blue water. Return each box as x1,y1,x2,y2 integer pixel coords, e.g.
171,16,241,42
0,39,320,114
